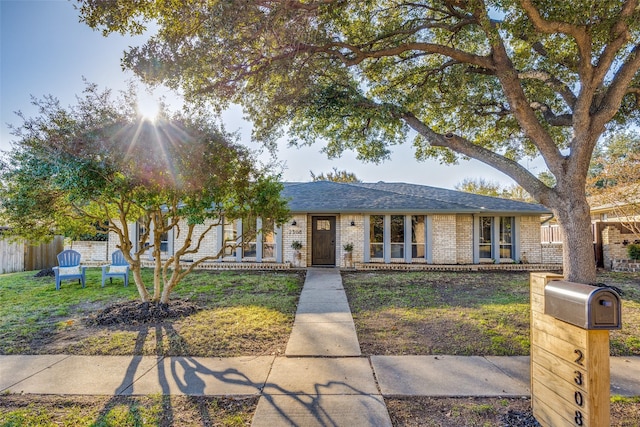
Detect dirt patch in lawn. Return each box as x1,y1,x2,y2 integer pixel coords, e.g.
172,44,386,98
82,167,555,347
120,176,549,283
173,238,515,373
386,396,640,427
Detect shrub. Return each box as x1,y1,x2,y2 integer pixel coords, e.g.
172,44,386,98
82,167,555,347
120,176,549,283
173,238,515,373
628,243,640,260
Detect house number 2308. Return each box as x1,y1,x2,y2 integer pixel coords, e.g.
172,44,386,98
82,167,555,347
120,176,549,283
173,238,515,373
573,349,585,426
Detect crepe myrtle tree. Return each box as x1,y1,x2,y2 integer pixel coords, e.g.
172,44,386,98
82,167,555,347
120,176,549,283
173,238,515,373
78,0,640,283
0,83,289,304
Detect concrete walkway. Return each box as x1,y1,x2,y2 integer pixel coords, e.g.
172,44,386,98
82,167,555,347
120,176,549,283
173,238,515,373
254,268,385,426
1,268,639,426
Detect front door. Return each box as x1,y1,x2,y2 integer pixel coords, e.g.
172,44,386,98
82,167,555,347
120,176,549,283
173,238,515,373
312,216,336,266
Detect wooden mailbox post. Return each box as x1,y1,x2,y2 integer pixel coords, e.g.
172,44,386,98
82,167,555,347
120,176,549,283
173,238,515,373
530,273,620,427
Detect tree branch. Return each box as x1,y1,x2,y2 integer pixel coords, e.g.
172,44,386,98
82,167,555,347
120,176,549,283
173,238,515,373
519,0,593,82
518,70,578,108
302,41,495,70
482,22,565,174
591,0,638,85
593,43,640,130
401,111,553,204
529,102,573,127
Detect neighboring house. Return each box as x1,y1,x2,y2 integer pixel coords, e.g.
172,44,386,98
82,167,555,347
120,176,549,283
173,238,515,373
107,181,554,269
589,195,640,270
540,194,640,270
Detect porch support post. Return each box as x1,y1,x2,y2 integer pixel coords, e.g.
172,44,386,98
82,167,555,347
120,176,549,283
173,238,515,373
256,217,263,263
426,215,433,264
493,216,500,264
384,215,391,264
275,225,283,263
236,219,243,262
404,215,412,264
216,223,223,262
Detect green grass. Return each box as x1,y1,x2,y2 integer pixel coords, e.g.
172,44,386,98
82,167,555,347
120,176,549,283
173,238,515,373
0,269,303,356
343,270,640,356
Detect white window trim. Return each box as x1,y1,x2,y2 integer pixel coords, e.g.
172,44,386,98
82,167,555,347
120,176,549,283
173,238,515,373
474,215,518,264
365,214,431,264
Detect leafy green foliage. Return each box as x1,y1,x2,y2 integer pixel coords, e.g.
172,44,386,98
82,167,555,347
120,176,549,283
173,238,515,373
628,244,640,261
0,82,290,303
310,167,361,183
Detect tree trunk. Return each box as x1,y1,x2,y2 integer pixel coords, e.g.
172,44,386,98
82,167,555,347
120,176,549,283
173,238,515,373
552,193,597,284
132,267,151,302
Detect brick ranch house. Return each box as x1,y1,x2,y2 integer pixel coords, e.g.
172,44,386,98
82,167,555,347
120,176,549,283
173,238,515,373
104,181,558,270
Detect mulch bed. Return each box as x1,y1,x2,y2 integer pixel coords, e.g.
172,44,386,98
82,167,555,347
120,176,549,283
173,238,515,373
33,268,55,277
87,299,200,326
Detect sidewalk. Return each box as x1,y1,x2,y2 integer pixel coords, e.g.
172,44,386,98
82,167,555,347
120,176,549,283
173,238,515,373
1,268,639,426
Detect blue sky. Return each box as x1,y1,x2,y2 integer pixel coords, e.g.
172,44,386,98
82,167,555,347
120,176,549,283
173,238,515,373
0,0,532,189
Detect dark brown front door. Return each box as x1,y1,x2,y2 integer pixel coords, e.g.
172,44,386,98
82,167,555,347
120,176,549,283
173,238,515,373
312,216,336,266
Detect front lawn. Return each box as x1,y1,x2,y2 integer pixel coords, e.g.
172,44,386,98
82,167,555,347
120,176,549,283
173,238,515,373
343,270,640,356
0,269,304,356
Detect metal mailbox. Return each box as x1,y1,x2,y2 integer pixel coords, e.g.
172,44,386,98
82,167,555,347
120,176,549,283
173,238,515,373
544,280,621,330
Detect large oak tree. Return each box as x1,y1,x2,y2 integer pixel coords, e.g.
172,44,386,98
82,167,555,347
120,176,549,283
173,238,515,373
79,0,640,283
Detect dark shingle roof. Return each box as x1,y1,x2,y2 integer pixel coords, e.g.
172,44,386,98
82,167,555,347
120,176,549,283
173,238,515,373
281,181,550,214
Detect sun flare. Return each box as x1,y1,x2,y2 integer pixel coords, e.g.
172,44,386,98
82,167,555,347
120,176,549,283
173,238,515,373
137,94,160,122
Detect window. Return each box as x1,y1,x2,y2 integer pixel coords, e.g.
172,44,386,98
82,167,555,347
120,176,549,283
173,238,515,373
261,218,276,260
369,215,384,258
223,219,237,256
160,231,169,252
390,215,405,258
137,218,169,255
263,229,276,259
479,216,515,260
137,219,150,252
479,217,493,259
411,216,426,258
500,217,514,259
317,219,331,230
243,219,257,258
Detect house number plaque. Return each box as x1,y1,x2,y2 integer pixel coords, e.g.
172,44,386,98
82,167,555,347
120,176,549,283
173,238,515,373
572,349,586,425
530,273,611,427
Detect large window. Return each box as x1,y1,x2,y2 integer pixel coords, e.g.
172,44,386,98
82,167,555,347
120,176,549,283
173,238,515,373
411,215,426,258
479,216,514,261
390,215,405,258
368,214,429,263
369,215,384,258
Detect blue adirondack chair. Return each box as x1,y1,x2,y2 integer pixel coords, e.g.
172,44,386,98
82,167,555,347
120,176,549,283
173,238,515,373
101,250,130,287
53,250,87,290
